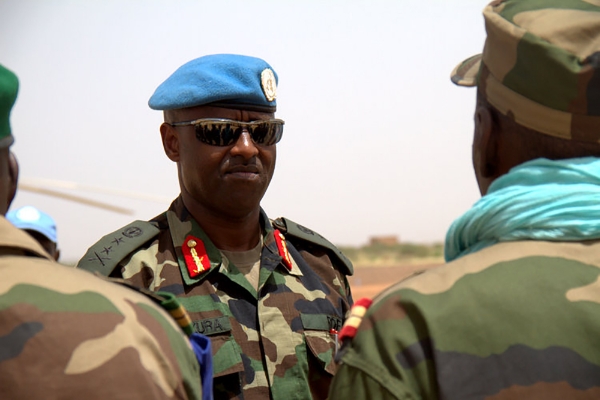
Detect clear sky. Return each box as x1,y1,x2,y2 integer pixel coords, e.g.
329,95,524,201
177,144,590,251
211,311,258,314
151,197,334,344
1,0,488,262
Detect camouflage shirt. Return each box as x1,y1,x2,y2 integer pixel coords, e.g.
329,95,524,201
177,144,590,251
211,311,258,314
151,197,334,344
0,216,202,399
78,196,354,399
330,240,600,400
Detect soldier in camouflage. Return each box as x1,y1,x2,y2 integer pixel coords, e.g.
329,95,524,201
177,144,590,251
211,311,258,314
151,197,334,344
0,64,203,399
77,54,353,399
330,1,600,399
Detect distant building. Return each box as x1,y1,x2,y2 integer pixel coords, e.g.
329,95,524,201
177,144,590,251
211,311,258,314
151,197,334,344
369,235,399,246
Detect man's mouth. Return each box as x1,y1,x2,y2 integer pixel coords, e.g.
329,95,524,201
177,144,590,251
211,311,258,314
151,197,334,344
225,165,260,179
227,165,259,173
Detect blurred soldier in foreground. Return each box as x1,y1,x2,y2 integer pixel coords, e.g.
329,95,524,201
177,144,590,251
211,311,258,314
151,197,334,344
0,63,203,399
77,54,353,399
330,1,600,399
7,205,60,261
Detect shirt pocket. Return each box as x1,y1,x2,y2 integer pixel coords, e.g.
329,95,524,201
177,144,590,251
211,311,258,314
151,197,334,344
210,334,245,378
301,313,343,375
192,316,244,377
209,334,246,399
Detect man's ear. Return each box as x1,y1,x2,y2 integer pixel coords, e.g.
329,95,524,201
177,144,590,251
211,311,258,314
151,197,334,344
473,105,498,179
160,123,180,162
7,151,18,208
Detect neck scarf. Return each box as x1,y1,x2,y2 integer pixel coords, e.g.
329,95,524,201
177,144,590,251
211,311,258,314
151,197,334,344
445,157,600,262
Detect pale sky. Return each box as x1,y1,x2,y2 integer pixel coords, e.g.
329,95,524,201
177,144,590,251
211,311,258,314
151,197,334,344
1,0,487,262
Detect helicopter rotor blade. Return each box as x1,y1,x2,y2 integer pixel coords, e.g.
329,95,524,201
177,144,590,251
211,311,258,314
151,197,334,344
20,178,172,204
18,182,135,215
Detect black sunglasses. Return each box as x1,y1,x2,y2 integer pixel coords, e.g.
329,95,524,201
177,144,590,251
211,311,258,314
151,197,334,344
169,118,284,146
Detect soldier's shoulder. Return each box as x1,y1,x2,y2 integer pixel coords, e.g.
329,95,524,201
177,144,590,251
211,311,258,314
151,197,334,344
272,217,353,275
0,263,202,399
76,219,162,276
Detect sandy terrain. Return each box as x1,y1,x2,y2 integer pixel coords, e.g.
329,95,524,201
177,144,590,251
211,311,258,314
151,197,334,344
347,264,441,300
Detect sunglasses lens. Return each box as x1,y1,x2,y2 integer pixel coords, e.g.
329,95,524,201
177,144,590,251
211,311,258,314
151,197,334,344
250,122,283,145
192,119,283,146
195,122,239,146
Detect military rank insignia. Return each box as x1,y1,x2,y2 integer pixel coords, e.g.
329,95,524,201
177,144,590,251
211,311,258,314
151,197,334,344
261,68,277,101
339,298,373,342
274,229,293,271
182,235,211,278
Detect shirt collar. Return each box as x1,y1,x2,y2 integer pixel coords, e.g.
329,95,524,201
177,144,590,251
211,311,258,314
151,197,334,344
0,216,53,260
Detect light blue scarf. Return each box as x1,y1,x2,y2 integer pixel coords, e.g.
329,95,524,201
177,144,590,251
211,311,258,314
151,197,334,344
444,157,600,262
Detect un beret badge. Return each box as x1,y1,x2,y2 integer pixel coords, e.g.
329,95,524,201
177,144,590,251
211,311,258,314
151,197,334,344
261,68,277,102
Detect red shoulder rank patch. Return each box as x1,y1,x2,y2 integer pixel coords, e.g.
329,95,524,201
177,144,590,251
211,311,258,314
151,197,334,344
274,229,293,271
339,297,373,342
182,235,211,278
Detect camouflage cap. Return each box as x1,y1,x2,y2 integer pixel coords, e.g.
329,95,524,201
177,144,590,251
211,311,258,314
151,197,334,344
0,64,18,148
451,0,600,142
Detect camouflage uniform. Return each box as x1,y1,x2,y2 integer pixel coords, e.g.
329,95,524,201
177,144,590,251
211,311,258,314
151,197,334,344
0,62,202,399
78,196,353,399
0,216,202,399
330,240,600,399
330,1,600,399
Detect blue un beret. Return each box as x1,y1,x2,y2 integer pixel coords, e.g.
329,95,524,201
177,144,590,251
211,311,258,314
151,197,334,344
7,206,57,243
148,54,278,112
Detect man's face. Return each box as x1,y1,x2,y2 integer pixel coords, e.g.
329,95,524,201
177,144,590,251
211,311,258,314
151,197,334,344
162,105,277,219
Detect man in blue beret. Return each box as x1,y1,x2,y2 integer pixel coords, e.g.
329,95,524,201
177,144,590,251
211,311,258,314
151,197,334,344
78,54,354,400
7,205,60,261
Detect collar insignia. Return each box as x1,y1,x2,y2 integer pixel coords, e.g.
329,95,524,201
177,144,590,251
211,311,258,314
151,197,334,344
274,229,292,271
182,235,211,278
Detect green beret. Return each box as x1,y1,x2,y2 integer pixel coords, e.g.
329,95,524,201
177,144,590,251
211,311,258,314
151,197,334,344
451,0,600,142
0,64,18,148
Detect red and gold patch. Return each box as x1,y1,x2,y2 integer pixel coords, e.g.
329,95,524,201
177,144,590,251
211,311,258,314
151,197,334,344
274,229,293,271
339,297,373,342
182,235,211,278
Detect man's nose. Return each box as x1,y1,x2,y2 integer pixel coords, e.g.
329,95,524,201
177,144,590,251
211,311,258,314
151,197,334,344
230,130,259,158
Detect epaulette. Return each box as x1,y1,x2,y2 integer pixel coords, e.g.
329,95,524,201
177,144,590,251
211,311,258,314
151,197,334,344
271,217,354,275
335,297,373,363
77,220,160,276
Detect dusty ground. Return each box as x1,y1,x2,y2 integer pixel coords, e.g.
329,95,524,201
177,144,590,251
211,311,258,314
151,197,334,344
347,264,441,299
